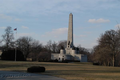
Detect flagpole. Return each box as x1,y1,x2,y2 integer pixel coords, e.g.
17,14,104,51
15,28,17,61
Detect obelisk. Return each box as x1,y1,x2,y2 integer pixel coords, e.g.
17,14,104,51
67,13,73,49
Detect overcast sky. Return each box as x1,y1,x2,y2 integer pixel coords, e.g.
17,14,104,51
0,0,120,49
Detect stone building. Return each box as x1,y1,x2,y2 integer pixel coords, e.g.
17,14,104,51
51,13,87,62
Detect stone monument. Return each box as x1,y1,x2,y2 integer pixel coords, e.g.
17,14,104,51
51,13,87,62
67,13,73,49
65,13,75,56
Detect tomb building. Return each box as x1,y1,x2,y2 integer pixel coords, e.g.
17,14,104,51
51,13,87,62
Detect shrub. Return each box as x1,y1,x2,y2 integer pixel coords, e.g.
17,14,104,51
54,59,58,62
50,59,58,62
93,62,99,65
27,66,45,73
1,49,25,61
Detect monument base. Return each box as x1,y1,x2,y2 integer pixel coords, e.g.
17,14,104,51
51,49,87,62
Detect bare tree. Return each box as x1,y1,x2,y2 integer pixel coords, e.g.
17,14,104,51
45,40,67,53
77,45,89,54
57,40,67,52
51,41,57,53
93,30,120,66
45,40,52,52
31,40,43,53
28,40,43,60
2,26,14,50
16,36,33,59
77,45,92,62
92,45,112,66
37,52,51,61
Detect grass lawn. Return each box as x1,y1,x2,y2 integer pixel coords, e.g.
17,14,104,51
0,61,120,80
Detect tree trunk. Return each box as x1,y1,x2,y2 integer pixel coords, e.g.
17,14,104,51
108,61,110,66
113,53,114,67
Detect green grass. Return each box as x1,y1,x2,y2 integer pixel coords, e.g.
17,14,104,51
0,60,120,80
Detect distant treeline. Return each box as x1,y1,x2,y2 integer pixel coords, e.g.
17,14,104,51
0,26,91,62
1,26,120,67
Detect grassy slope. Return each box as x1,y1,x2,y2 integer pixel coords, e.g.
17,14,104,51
0,61,120,80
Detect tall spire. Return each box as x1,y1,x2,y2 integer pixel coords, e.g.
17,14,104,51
67,13,73,49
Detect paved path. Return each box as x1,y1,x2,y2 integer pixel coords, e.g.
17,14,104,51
0,71,66,80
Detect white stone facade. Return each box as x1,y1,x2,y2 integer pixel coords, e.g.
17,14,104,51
51,49,87,62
